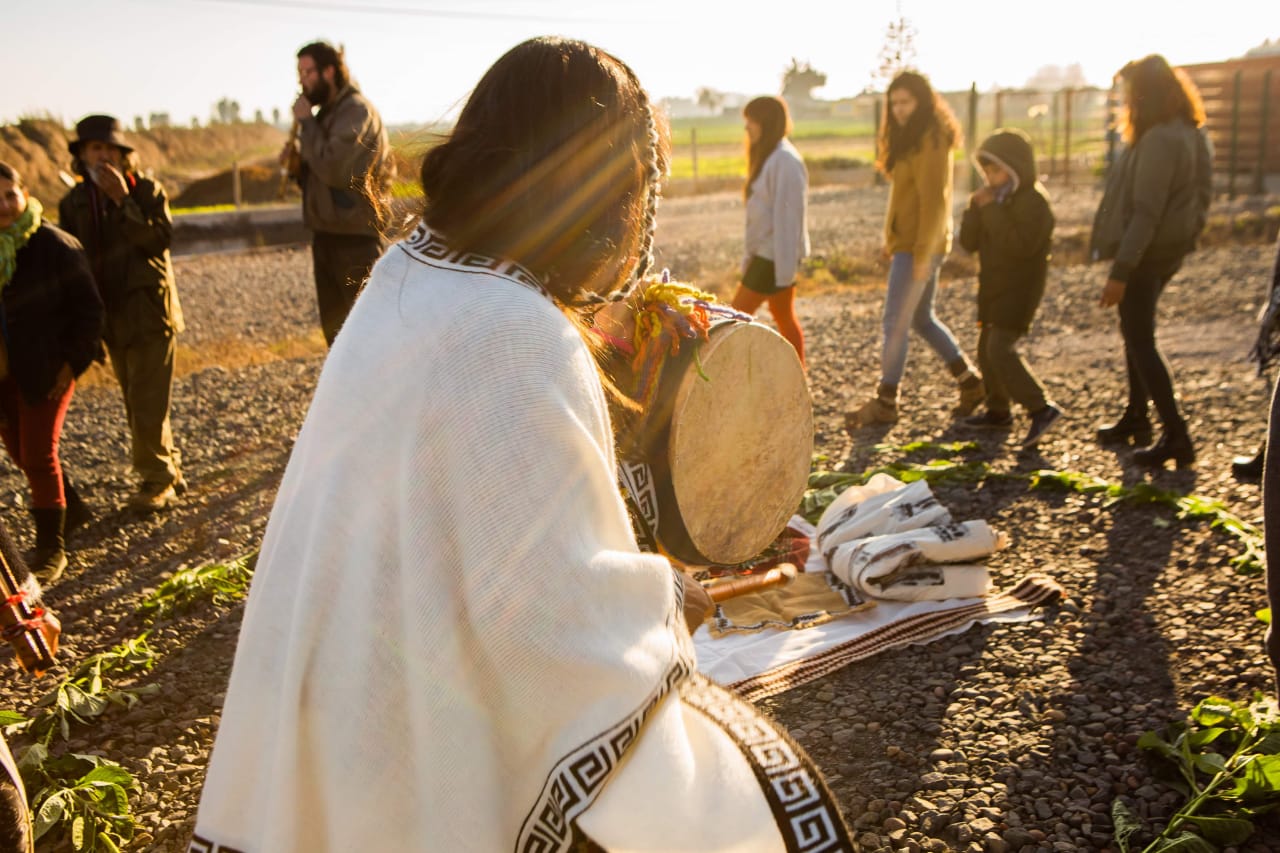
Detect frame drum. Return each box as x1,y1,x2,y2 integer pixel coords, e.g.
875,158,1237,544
618,320,812,565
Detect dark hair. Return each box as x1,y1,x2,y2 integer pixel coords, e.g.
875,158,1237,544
420,36,668,306
298,41,350,91
0,161,22,187
878,70,961,173
743,96,792,199
1117,54,1205,143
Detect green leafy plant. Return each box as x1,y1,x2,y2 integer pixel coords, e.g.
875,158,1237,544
19,749,136,852
1113,694,1280,852
5,637,159,746
1029,470,1264,574
137,550,258,619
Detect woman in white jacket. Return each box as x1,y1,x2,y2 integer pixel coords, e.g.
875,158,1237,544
731,95,810,367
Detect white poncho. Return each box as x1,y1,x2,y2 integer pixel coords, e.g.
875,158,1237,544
190,225,851,853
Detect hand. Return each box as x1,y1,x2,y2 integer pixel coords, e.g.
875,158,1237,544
48,363,73,400
1099,277,1126,308
89,162,128,206
971,187,996,208
681,574,713,634
291,93,313,122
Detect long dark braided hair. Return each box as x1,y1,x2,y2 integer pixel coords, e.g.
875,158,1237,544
419,37,669,310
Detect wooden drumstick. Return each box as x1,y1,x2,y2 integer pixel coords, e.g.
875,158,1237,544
703,563,798,603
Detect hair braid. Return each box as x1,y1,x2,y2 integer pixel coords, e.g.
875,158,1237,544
567,96,663,308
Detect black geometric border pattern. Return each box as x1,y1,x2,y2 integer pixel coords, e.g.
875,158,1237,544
400,223,550,296
516,572,694,853
618,460,660,553
187,834,245,853
679,674,857,853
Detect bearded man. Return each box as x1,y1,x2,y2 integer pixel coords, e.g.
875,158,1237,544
281,41,392,346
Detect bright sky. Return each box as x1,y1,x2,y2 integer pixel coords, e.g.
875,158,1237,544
7,0,1274,128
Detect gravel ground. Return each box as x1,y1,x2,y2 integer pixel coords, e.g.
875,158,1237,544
1,183,1279,852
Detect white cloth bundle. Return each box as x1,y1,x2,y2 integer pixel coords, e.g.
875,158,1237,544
828,520,1004,601
815,473,951,562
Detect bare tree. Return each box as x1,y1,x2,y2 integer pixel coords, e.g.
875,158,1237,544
870,5,918,91
782,59,827,102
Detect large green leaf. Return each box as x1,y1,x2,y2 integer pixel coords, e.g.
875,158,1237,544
1188,814,1254,845
80,765,134,788
1150,830,1218,851
1111,799,1143,852
33,791,67,839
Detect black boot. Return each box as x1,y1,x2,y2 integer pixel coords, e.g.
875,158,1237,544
1232,445,1266,479
1097,406,1153,446
30,508,67,584
62,472,93,539
1133,429,1196,470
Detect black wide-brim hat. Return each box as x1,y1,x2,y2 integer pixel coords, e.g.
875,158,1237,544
69,114,134,157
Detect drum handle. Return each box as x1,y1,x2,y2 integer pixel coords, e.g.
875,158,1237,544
702,563,798,603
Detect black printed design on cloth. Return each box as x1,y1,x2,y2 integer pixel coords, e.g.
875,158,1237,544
400,223,549,296
187,835,246,853
515,617,695,853
618,460,660,553
679,674,857,852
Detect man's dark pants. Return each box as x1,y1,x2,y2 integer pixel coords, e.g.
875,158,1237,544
312,231,385,346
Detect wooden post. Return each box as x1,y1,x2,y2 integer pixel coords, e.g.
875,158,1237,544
1254,69,1271,196
690,127,699,193
1049,90,1059,178
967,84,979,193
232,159,242,208
1103,83,1119,182
994,89,1004,128
1229,69,1242,199
873,98,885,186
1063,88,1074,186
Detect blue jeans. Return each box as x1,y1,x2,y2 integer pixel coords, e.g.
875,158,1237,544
880,252,964,386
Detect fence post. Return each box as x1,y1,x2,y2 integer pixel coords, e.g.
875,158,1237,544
1049,90,1059,178
873,98,885,187
232,159,242,208
690,127,699,193
994,89,1004,128
1254,69,1271,196
1063,88,1074,186
1229,69,1242,199
967,84,979,193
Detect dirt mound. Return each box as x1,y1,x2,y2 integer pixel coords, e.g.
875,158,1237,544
172,160,299,208
0,118,288,213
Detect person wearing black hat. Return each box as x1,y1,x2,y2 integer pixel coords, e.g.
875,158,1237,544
280,41,392,347
57,114,187,512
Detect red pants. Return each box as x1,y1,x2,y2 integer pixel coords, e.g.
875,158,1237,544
0,378,73,509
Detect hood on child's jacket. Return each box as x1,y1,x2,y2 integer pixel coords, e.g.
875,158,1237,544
974,128,1037,195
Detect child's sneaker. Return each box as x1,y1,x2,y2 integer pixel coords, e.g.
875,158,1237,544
1021,404,1064,448
963,409,1013,428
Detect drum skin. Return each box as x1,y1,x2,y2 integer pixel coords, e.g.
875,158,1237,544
662,322,812,564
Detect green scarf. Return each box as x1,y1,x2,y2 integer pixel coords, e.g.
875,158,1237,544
0,195,43,293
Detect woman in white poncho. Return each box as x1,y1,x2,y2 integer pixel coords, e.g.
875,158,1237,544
190,37,853,853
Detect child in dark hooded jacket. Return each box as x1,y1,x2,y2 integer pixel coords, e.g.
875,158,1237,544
958,127,1060,449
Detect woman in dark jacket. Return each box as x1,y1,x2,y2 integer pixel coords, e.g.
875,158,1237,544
1091,54,1212,468
0,161,104,581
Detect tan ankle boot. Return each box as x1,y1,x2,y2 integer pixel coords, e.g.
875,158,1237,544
846,383,898,427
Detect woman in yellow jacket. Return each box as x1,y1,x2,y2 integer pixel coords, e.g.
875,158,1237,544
849,71,983,426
